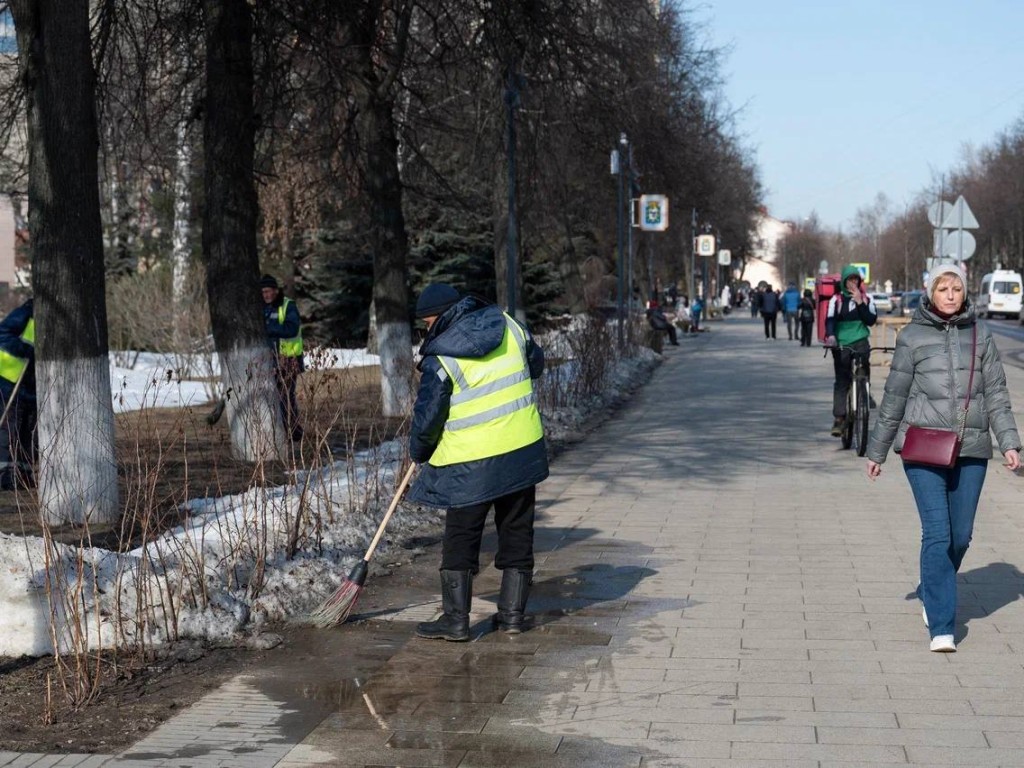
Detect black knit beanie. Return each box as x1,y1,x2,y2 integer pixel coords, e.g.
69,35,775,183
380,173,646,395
415,283,460,319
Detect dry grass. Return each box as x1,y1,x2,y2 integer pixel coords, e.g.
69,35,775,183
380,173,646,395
0,365,406,552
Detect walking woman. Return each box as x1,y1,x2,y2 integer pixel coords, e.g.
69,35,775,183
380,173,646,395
866,264,1021,653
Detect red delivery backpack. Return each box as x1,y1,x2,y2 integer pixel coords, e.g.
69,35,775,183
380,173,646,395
814,274,841,342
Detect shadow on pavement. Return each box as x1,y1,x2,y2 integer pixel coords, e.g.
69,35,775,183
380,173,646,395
957,561,1024,640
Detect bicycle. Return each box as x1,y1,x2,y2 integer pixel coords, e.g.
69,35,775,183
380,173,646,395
826,345,896,456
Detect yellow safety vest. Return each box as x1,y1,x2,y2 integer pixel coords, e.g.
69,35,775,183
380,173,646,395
277,298,303,357
0,318,34,384
429,314,543,467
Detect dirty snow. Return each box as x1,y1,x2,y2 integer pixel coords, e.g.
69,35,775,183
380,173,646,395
0,338,660,657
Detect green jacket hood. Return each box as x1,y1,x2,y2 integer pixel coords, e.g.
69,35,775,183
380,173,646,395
840,265,862,294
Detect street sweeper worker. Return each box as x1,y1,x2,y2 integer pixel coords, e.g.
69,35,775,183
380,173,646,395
408,283,548,642
0,297,35,490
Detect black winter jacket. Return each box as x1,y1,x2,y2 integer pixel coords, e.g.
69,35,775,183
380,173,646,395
759,291,781,315
407,297,548,508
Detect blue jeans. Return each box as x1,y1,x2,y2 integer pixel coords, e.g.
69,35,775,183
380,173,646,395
903,458,988,637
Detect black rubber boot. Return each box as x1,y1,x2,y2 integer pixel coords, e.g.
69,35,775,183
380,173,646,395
492,569,532,634
417,570,471,641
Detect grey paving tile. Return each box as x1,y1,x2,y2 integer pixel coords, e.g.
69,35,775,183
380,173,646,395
904,746,1024,765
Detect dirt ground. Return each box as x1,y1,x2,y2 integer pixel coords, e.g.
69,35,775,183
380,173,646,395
0,365,411,754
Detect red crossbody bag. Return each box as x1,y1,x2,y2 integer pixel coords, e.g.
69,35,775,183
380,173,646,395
900,324,977,468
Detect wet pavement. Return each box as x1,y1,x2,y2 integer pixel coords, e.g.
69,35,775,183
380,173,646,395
7,317,1024,766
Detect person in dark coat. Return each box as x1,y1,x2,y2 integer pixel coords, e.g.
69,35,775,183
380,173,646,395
0,298,35,490
261,275,304,441
408,284,548,641
646,304,679,345
759,283,781,339
798,289,816,347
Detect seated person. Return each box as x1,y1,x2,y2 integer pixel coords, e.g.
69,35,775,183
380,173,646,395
646,302,679,346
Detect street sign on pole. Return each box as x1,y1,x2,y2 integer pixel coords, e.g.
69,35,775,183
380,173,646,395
940,195,979,230
717,249,731,266
942,229,976,260
696,234,716,256
927,201,953,227
638,195,669,231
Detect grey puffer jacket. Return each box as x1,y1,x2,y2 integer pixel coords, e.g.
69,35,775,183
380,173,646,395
866,300,1021,463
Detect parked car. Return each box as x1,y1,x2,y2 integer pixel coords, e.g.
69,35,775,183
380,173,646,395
871,293,894,314
900,291,924,316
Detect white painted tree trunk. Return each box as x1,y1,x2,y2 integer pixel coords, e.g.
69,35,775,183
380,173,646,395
36,358,119,525
377,321,413,417
220,345,286,462
171,115,191,308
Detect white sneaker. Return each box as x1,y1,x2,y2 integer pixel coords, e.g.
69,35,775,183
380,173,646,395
922,606,928,628
930,635,956,653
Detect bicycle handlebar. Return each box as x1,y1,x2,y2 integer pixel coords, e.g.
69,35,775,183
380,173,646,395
822,345,896,358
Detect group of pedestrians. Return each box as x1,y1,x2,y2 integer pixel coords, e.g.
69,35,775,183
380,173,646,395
751,282,816,343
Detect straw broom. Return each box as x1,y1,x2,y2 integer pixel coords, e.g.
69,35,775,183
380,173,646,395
309,462,417,627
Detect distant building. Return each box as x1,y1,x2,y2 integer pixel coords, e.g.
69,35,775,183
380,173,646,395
743,210,793,290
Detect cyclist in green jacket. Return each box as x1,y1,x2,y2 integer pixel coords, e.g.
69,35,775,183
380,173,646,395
824,265,877,436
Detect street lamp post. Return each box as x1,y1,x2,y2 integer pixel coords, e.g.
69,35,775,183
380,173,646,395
612,134,627,349
689,208,697,304
626,139,636,320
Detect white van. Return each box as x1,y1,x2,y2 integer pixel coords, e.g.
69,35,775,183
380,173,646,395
977,270,1023,320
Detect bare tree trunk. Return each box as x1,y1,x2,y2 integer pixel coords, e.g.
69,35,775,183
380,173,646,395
11,0,119,525
202,0,284,461
357,95,413,415
171,99,193,356
346,1,414,417
171,112,192,309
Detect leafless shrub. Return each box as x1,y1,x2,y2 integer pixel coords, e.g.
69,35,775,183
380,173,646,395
106,267,217,398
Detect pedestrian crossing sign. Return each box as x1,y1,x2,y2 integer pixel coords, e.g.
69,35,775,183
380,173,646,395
851,262,870,284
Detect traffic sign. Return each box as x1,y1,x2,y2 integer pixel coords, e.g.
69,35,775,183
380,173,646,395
940,195,979,230
928,201,953,227
696,234,716,256
638,195,669,231
942,229,976,260
717,249,731,266
850,262,871,284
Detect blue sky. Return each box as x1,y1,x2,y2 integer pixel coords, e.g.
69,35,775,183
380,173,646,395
702,1,1024,230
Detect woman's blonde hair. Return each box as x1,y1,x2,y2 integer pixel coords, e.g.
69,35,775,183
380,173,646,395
931,273,964,296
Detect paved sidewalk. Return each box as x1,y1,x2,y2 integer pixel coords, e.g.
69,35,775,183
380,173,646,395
6,318,1024,766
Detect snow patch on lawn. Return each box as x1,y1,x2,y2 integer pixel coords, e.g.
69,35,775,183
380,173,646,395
1,344,660,657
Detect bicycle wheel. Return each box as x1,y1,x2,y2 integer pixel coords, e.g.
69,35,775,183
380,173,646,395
841,388,854,449
853,379,869,456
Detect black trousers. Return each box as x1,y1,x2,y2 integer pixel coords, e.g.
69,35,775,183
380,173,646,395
799,320,814,347
0,386,36,488
441,485,536,573
831,339,870,417
762,312,777,338
274,357,302,437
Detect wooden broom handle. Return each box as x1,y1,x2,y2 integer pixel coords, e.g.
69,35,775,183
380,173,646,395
362,462,417,561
